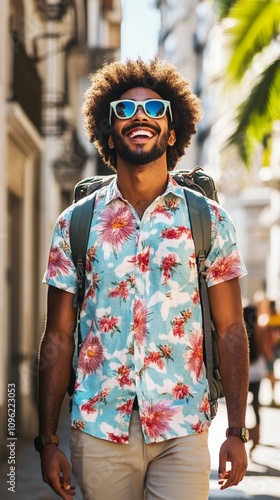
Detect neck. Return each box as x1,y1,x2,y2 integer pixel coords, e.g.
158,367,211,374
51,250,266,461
116,160,169,218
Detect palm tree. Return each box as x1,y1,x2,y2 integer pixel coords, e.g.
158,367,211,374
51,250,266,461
212,0,280,168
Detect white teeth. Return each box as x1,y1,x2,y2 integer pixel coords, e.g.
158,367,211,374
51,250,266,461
128,129,154,138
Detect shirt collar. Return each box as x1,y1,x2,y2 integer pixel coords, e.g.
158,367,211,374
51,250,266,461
103,173,185,206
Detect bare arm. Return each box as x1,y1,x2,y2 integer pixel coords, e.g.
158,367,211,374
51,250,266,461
38,285,77,498
208,277,249,490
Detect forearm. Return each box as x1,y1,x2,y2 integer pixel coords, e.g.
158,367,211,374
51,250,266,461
218,322,249,427
38,329,74,435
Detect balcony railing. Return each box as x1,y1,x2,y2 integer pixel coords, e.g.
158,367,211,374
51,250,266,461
11,32,42,133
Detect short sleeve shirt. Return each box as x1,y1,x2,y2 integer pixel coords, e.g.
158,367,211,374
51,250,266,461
44,175,247,444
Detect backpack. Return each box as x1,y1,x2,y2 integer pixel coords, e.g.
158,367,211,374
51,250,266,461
68,167,224,418
243,305,258,364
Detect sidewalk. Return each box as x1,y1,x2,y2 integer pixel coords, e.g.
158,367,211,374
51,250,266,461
0,378,280,499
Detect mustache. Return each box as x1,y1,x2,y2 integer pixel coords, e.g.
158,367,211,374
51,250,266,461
122,123,160,135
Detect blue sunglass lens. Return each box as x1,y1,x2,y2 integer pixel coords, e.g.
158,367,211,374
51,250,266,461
145,101,165,117
115,101,136,118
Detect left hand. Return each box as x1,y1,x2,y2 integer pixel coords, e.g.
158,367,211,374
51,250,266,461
218,437,248,490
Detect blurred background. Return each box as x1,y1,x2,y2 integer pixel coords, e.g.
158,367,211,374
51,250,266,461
0,0,279,454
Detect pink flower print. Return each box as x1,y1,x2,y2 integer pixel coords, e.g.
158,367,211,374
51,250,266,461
107,432,129,443
161,226,191,240
129,247,151,273
206,250,242,282
132,299,148,345
183,329,203,380
109,280,130,301
47,247,72,277
98,314,120,334
160,253,181,284
78,334,104,374
116,399,134,414
96,205,135,250
172,382,193,402
116,365,133,388
87,245,97,261
188,252,196,269
140,400,181,441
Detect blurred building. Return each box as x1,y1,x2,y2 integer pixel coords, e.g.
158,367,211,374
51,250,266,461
0,0,121,448
157,0,280,307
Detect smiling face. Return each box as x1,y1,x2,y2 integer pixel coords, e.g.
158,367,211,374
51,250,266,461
108,87,176,168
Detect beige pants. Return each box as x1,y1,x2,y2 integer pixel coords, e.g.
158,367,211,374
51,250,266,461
71,410,210,500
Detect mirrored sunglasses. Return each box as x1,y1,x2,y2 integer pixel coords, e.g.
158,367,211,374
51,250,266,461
109,99,173,126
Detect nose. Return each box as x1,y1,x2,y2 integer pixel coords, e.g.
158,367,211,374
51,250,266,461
133,104,148,120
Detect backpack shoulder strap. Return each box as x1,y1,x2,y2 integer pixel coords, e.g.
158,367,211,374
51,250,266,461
70,193,96,309
183,188,216,411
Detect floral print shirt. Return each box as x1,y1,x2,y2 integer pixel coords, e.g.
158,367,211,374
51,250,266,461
44,175,247,444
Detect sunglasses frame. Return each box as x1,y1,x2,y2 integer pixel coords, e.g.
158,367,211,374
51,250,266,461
109,99,173,126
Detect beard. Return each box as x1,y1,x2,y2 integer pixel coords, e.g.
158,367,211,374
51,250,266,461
112,129,170,167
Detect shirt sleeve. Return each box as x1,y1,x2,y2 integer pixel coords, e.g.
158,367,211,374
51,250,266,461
43,206,77,294
205,201,247,287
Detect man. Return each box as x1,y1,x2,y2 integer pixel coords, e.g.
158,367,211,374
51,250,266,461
37,57,249,500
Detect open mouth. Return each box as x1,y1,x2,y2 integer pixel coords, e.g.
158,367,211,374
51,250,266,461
127,128,156,140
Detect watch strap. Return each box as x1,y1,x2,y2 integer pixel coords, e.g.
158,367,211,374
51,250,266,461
34,434,59,451
226,427,249,442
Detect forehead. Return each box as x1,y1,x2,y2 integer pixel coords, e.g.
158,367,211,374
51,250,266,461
119,87,163,101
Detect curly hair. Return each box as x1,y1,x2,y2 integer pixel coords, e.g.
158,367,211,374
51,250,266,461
82,57,203,171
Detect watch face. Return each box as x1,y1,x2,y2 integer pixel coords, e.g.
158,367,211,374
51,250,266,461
242,428,249,443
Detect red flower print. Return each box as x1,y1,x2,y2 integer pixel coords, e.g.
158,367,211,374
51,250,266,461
129,247,151,273
171,309,192,337
161,226,191,240
172,382,193,402
109,280,130,301
99,314,120,334
160,253,181,284
47,247,72,277
150,204,172,219
78,334,104,374
80,395,100,414
192,289,200,305
212,205,225,223
144,351,165,370
116,399,134,414
72,420,85,430
200,395,210,415
165,197,179,213
96,205,135,250
183,329,203,380
132,299,148,345
206,251,242,282
188,252,196,268
158,344,173,360
191,421,206,433
116,365,133,388
107,432,129,443
58,217,67,230
87,245,97,261
140,400,181,441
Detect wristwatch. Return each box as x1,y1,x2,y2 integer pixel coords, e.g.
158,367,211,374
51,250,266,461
226,427,249,443
34,435,59,452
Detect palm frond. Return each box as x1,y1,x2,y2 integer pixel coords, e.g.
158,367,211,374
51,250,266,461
224,0,280,82
212,0,236,19
227,58,280,167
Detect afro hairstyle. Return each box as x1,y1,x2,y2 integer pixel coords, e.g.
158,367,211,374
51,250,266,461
82,57,203,171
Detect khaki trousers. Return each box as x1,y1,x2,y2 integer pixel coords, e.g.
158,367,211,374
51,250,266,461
71,410,210,500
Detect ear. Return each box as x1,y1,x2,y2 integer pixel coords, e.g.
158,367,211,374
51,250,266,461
168,129,176,146
108,134,115,149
